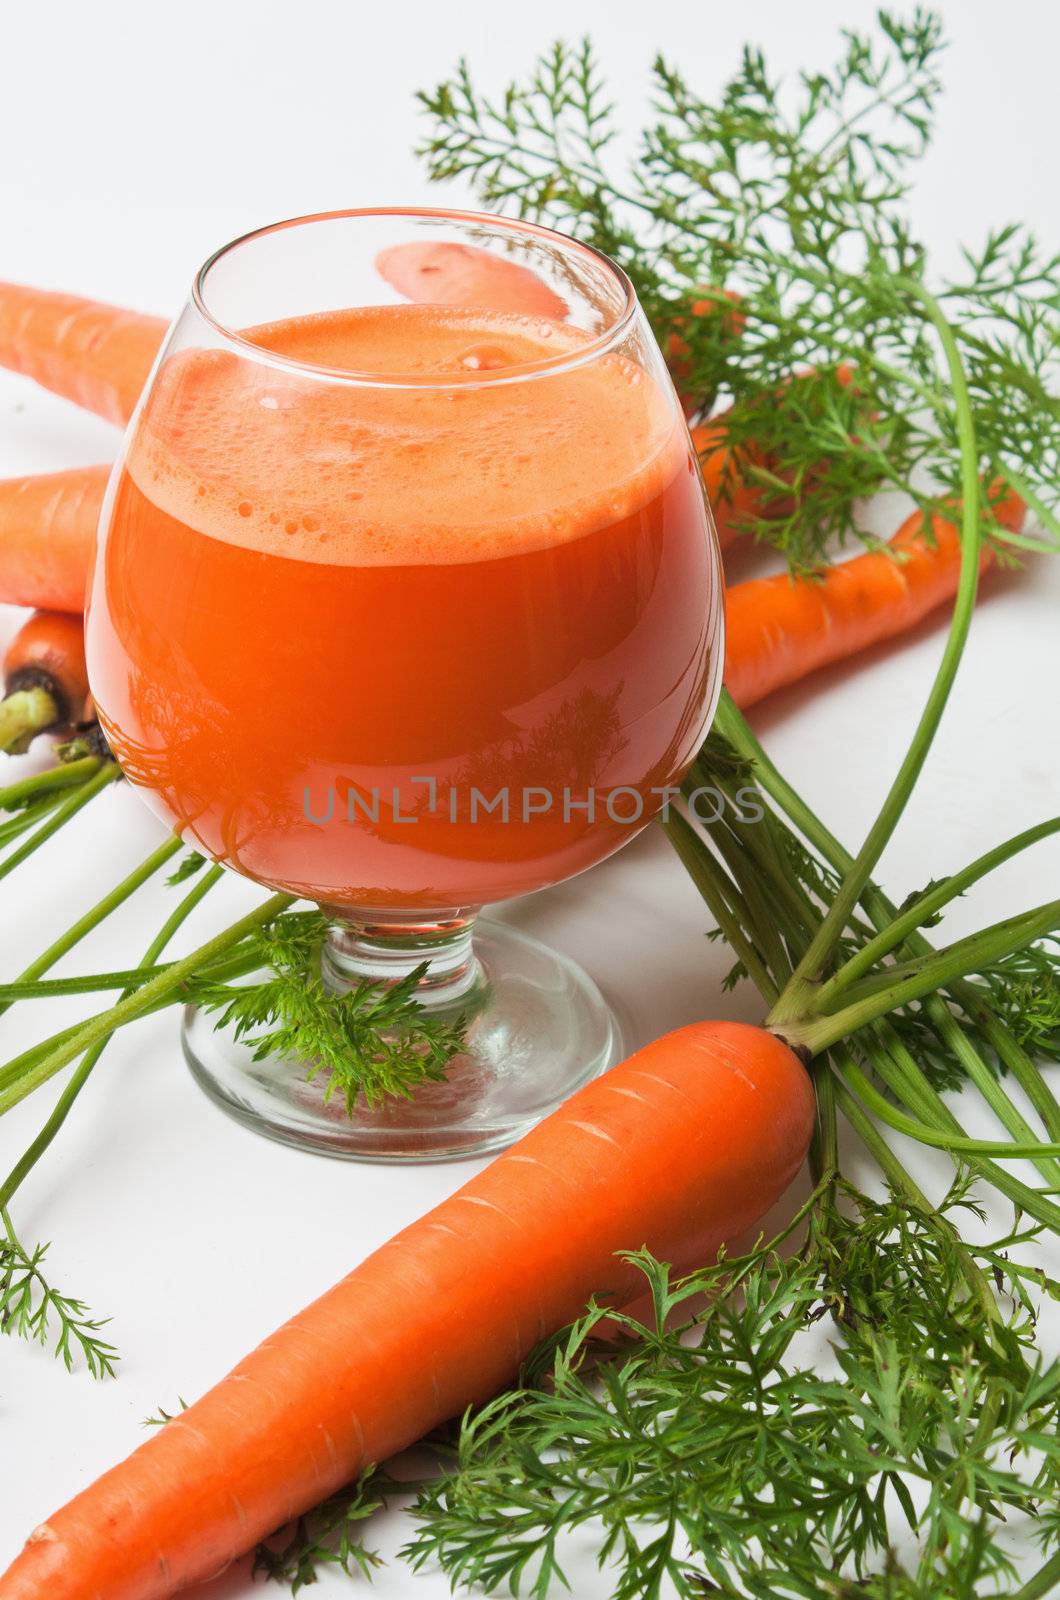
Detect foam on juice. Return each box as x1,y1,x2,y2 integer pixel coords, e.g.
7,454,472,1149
128,304,683,567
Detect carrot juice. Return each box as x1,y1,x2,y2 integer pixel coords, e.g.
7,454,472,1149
87,304,721,910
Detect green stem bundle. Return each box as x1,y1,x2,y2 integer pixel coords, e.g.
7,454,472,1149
0,892,292,1114
0,836,183,1017
0,866,224,1213
0,760,120,884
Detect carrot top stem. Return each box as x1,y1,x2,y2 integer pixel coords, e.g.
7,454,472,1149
682,712,1060,1209
0,752,102,811
865,1026,1060,1230
810,818,1060,1012
674,729,1060,1185
0,685,61,754
0,792,68,850
806,1058,838,1188
663,811,780,1002
834,1052,1060,1159
771,282,982,1008
788,900,1060,1057
0,969,185,1001
828,1066,930,1208
714,690,1060,1154
0,760,120,885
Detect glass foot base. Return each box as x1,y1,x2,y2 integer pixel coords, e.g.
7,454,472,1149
181,918,622,1162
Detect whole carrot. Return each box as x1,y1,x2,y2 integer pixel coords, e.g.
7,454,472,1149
0,284,165,425
0,466,109,612
0,1020,813,1600
724,488,1026,709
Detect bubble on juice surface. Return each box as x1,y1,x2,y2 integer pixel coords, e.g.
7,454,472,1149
456,344,513,372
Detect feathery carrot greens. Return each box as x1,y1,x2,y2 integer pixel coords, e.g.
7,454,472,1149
403,1187,1060,1600
195,911,467,1113
0,1207,118,1379
417,12,1059,569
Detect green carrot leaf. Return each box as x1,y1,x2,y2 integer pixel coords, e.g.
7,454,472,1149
0,1207,118,1379
165,850,208,887
197,912,467,1112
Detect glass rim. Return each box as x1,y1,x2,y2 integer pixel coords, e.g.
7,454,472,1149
192,206,639,390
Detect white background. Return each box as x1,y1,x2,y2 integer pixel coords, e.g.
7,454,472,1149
0,1,1057,1594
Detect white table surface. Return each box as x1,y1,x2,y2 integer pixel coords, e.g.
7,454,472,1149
1,2,1057,1593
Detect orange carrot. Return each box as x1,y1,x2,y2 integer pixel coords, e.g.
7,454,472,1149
0,1020,813,1600
0,466,108,612
0,284,165,425
375,240,569,320
724,488,1026,709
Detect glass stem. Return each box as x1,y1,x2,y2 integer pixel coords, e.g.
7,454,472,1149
322,910,482,1007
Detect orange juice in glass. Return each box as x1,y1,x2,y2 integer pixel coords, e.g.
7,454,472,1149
87,209,724,1159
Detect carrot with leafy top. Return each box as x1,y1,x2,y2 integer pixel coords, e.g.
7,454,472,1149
0,1020,813,1600
724,488,1026,709
0,284,165,425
